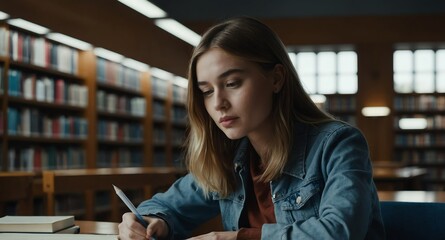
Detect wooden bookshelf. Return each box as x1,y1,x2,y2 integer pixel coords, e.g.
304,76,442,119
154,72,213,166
0,25,188,171
0,24,188,217
94,57,147,168
393,93,445,189
1,25,88,172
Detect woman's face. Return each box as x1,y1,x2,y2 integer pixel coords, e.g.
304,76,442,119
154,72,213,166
196,48,281,140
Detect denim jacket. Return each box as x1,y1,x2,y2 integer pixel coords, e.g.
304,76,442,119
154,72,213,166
137,121,386,239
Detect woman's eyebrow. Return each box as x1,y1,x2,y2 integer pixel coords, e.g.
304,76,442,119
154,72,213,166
217,68,245,80
197,68,246,86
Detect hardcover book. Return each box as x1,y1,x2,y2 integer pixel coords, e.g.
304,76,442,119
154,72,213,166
0,216,75,233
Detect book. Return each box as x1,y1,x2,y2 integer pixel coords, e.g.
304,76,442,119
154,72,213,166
0,216,75,233
0,233,117,240
55,225,80,234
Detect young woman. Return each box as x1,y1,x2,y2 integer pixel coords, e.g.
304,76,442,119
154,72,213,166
118,17,385,240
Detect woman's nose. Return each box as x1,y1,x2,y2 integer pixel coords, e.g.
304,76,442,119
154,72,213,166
214,91,229,110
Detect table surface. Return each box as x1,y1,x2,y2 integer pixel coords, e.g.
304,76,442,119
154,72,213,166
373,166,427,179
75,220,119,235
378,190,445,203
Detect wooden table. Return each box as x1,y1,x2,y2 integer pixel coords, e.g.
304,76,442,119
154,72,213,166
76,220,119,235
378,190,445,203
373,166,427,190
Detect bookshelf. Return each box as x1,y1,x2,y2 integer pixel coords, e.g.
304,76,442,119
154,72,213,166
171,84,187,168
0,25,88,172
0,25,188,171
0,24,188,218
393,93,445,189
95,57,146,168
151,75,171,167
323,94,357,126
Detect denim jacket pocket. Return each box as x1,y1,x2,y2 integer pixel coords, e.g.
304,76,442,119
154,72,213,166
279,181,321,223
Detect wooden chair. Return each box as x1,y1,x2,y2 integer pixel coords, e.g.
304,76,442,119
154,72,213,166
42,167,184,222
0,172,35,216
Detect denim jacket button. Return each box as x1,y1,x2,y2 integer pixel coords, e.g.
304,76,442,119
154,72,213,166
296,196,302,204
238,195,244,201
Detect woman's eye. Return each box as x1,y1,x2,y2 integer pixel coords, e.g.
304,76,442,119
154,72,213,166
201,89,213,96
226,80,240,88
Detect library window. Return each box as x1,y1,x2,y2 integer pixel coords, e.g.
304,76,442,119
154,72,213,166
289,50,358,94
393,49,445,93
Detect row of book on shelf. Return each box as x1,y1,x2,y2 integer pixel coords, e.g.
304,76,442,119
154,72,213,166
96,57,141,91
395,133,445,147
5,146,150,171
395,150,445,165
6,69,88,107
96,148,143,168
152,127,167,145
7,146,85,172
152,101,188,124
96,90,145,116
151,76,169,98
394,95,445,111
0,27,79,75
322,96,356,111
96,120,143,141
7,107,88,138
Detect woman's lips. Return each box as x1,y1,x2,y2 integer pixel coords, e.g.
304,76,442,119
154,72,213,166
219,116,238,127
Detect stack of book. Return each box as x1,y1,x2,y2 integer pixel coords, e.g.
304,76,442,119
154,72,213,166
0,216,79,234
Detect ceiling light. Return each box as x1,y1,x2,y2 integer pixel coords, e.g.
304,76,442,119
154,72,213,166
7,18,50,35
94,48,124,62
122,58,149,72
174,76,188,88
47,32,92,51
399,118,428,130
151,67,173,80
0,11,9,20
117,0,167,18
154,18,201,46
361,106,390,117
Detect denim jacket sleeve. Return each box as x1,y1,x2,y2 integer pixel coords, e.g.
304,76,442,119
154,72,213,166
136,174,220,239
261,124,384,239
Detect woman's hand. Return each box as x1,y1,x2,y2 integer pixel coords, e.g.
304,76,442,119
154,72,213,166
186,231,238,240
118,212,169,240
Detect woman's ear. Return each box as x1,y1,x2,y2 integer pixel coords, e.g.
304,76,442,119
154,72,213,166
272,64,285,93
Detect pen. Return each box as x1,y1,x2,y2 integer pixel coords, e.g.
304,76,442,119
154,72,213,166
113,184,157,240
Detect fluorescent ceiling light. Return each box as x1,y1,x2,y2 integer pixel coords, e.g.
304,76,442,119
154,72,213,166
122,58,149,72
0,11,9,20
399,118,428,130
310,94,327,104
117,0,167,18
47,32,92,50
94,47,124,62
151,67,173,80
154,18,201,46
174,76,188,88
361,106,390,117
7,18,50,35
